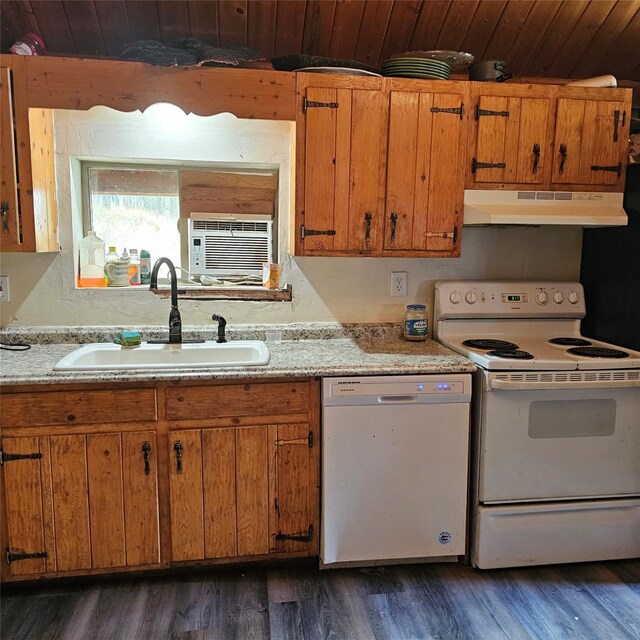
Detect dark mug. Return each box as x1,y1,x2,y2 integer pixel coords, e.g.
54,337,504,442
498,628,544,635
469,60,513,82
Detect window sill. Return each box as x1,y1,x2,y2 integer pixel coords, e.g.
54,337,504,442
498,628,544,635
150,283,292,302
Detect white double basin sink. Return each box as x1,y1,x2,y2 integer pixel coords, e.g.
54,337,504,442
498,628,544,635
54,340,271,371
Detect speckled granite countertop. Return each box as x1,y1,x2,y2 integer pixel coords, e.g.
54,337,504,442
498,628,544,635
0,323,475,386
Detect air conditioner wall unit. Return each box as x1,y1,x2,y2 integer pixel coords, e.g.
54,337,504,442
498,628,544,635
182,214,273,276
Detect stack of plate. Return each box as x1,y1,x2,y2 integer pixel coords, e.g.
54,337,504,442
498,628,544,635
381,57,452,79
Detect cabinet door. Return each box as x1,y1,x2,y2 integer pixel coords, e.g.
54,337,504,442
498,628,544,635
471,95,550,186
384,90,465,254
297,85,387,255
2,432,160,577
552,98,627,187
0,65,21,251
0,54,58,253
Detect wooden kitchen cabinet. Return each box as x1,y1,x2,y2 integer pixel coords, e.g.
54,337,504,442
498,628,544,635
384,81,466,255
467,83,631,192
295,74,387,256
296,74,466,257
1,430,160,577
0,53,58,253
0,386,161,579
166,380,319,563
551,88,630,189
466,83,554,189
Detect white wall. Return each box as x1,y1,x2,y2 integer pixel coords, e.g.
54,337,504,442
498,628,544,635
0,107,583,328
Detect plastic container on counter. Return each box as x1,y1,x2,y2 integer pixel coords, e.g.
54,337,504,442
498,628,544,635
403,304,428,341
78,231,106,288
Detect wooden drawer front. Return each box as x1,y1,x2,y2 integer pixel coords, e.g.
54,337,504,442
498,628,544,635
166,382,310,421
1,389,157,427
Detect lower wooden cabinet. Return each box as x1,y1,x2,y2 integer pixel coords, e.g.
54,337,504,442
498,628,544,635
0,378,320,582
169,422,315,563
1,431,160,577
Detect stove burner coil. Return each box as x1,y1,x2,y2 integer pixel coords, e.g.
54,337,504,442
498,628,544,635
487,349,535,360
462,339,519,351
567,346,630,359
548,337,592,346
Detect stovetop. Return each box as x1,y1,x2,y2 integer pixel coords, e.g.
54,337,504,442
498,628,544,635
434,280,640,371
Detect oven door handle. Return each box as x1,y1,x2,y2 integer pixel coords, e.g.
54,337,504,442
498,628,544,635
490,378,640,390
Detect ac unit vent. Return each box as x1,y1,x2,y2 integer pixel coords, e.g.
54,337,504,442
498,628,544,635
535,191,554,200
517,191,536,200
554,192,573,201
192,220,270,233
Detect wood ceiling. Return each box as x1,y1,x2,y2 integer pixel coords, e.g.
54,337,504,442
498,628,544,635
1,0,639,81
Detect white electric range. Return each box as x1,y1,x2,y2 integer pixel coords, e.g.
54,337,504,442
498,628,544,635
434,280,640,569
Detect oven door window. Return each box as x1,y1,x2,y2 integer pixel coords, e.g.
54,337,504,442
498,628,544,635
478,387,640,504
528,399,616,439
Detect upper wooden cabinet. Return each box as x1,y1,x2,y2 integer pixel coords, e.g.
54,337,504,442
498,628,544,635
467,82,631,192
551,89,630,189
384,82,466,255
0,54,58,253
296,74,467,258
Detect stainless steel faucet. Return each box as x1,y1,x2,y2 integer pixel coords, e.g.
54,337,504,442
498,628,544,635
149,257,182,343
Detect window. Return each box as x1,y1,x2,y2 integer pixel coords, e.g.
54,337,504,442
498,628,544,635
82,163,278,278
84,163,181,268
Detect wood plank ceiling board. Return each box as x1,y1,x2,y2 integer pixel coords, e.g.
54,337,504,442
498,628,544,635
28,0,75,54
353,0,394,68
435,0,481,51
327,0,366,61
459,0,509,60
217,0,248,47
247,0,277,58
378,0,423,64
61,0,105,56
601,8,640,80
408,0,452,52
481,0,535,61
123,0,162,43
503,0,563,78
570,0,639,78
1,0,40,48
156,0,191,44
520,0,590,78
186,0,219,46
93,0,133,57
301,0,337,57
273,0,307,58
546,0,617,78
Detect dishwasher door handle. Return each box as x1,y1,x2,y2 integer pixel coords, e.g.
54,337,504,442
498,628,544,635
377,395,418,403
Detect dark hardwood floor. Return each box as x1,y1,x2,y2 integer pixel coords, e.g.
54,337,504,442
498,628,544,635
1,559,639,639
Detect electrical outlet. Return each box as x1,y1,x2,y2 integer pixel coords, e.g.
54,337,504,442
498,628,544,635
0,276,9,302
391,271,407,297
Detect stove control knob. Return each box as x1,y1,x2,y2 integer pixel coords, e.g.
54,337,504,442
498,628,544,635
535,291,549,305
553,291,564,304
465,291,477,304
449,291,462,304
568,290,579,304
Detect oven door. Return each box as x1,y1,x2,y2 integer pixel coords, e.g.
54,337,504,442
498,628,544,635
477,375,640,503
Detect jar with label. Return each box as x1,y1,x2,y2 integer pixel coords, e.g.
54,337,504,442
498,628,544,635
404,304,428,341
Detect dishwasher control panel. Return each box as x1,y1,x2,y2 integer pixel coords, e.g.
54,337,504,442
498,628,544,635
323,375,471,406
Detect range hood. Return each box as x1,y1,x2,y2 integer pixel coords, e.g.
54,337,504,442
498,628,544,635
463,190,627,227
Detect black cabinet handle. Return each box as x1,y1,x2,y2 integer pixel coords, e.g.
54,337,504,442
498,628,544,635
142,441,151,476
390,211,398,241
173,440,183,474
1,201,9,233
559,144,568,175
613,110,620,142
532,143,540,174
364,212,372,242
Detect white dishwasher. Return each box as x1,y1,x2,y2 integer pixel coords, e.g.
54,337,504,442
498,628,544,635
321,374,471,567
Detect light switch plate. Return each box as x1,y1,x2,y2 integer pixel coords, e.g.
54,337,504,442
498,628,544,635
0,276,9,302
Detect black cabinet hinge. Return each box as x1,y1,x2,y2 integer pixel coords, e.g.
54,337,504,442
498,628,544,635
6,549,48,565
303,97,338,113
430,103,464,120
591,163,622,176
300,225,336,241
0,449,43,465
475,105,509,120
472,158,506,173
276,524,314,543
